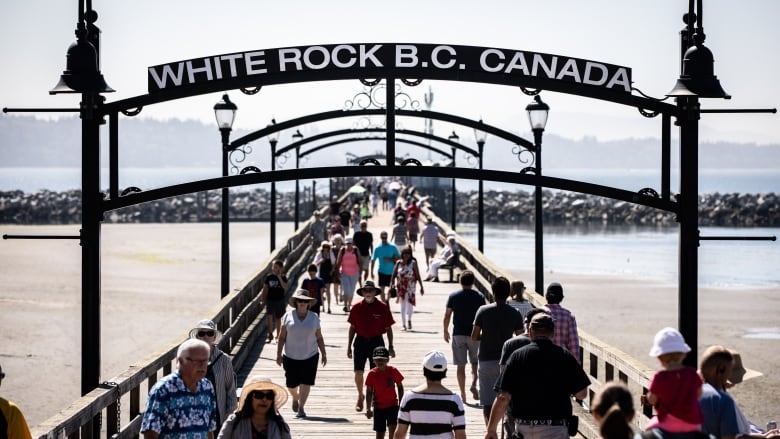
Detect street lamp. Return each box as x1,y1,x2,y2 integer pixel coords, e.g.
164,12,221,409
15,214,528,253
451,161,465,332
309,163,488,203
447,131,459,230
268,123,279,252
525,95,549,295
292,129,304,229
473,121,487,252
214,94,237,299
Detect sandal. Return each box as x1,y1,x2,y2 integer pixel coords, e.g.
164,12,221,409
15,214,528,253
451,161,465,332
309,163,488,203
356,395,364,412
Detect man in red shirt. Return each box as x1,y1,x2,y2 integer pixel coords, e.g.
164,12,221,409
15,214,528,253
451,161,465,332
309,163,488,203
347,280,396,413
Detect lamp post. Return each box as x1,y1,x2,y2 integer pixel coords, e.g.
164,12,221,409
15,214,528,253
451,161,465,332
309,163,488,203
448,131,459,230
292,129,304,229
214,94,237,299
269,125,279,252
473,122,487,252
526,95,549,296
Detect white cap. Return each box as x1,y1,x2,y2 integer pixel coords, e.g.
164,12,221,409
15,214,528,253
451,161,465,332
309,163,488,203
422,350,447,372
649,327,691,357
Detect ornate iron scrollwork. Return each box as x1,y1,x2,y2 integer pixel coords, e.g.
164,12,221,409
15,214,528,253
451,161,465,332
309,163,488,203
228,145,253,175
638,187,660,198
401,78,423,86
120,186,142,196
520,87,541,96
359,158,381,166
520,166,536,175
121,107,142,117
344,80,421,111
512,145,535,166
240,86,262,95
360,78,382,87
240,166,261,174
631,87,671,118
401,158,422,166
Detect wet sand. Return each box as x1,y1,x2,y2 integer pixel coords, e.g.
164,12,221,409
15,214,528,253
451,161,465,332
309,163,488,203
1,222,777,428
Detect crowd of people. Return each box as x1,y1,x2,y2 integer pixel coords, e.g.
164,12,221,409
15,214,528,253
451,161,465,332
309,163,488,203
131,184,775,439
11,179,758,439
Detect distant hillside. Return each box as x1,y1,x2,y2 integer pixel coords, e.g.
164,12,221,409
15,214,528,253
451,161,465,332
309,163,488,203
2,115,779,170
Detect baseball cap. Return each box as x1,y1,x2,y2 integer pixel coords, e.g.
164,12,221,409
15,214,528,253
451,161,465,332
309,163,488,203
372,346,390,360
546,282,563,297
529,313,555,331
422,350,447,372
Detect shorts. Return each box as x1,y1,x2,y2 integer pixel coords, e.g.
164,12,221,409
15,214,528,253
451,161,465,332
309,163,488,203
359,255,371,271
451,335,479,366
424,247,437,259
478,360,500,407
353,335,384,372
282,354,319,387
266,299,286,319
377,272,392,287
373,406,399,432
408,233,418,243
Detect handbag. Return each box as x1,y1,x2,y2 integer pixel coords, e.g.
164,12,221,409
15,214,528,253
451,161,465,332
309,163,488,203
388,287,398,298
567,415,578,437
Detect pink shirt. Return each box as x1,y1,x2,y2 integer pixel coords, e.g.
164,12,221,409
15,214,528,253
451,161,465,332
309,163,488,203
340,247,360,276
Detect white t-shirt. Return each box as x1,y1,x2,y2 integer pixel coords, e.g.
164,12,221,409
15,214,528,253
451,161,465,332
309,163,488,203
281,310,321,360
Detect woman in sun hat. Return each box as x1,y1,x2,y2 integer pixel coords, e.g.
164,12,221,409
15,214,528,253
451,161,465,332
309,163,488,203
190,319,236,430
275,290,327,419
218,376,291,439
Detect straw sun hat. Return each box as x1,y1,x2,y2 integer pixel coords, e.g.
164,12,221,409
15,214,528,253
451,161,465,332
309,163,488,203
237,376,288,410
288,289,317,308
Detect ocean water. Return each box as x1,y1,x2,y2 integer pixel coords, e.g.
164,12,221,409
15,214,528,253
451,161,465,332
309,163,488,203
457,223,780,289
1,167,779,194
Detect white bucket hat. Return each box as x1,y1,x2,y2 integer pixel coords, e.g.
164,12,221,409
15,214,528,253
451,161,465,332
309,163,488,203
649,327,691,357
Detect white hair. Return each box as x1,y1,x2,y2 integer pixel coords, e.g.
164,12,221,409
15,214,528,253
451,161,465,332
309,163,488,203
177,338,210,360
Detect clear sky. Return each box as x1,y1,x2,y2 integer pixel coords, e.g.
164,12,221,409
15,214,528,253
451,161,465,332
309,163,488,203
1,0,779,145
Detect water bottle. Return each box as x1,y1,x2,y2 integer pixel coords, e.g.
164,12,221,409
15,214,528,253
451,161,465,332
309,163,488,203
767,421,777,432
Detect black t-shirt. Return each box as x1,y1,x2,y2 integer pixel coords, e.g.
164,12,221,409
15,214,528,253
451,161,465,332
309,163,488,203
352,230,373,256
264,273,287,301
445,288,486,336
338,211,352,230
497,337,590,419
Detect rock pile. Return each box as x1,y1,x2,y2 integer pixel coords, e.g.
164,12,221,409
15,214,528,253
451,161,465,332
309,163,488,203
1,189,778,227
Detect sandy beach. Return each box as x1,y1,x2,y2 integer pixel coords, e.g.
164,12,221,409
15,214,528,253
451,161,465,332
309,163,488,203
1,222,777,429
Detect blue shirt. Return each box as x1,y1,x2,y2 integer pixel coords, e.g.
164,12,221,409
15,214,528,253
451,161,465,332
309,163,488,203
141,371,217,439
372,243,400,275
700,383,739,439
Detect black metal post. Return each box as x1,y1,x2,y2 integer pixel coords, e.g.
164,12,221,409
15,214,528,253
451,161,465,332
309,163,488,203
477,140,485,252
386,76,396,167
450,146,456,230
81,92,102,397
294,145,300,229
220,128,231,298
312,180,317,215
678,96,700,366
533,129,544,295
270,139,278,251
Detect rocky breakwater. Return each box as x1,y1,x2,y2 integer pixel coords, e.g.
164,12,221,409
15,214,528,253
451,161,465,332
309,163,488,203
1,189,778,227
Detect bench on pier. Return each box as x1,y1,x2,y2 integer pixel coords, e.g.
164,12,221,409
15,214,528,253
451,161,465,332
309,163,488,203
438,253,466,282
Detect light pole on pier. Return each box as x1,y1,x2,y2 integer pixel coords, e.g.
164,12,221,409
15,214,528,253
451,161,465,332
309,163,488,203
447,131,459,231
526,95,549,296
473,122,487,252
269,125,279,252
292,129,304,229
214,94,237,299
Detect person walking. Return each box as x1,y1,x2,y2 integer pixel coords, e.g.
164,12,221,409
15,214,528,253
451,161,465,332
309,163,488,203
394,350,466,439
335,236,362,312
141,339,217,439
391,215,408,249
313,241,336,312
190,320,237,431
442,270,486,403
353,220,374,282
507,280,534,323
308,211,326,252
300,264,326,315
217,376,291,439
390,246,424,331
485,313,590,439
276,290,327,419
260,259,288,343
0,363,33,439
370,231,400,302
471,276,524,424
347,281,396,413
542,282,581,362
420,218,439,268
365,346,405,439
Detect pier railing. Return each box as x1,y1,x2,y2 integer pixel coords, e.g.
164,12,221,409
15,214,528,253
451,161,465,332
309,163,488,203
33,194,654,438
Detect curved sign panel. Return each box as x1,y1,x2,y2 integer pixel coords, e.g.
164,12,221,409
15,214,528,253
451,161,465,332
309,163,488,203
148,43,631,99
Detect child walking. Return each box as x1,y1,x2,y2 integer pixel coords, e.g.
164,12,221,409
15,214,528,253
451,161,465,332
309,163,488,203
365,346,404,439
642,327,703,433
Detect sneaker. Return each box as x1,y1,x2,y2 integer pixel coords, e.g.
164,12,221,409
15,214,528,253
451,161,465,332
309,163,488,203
295,409,306,418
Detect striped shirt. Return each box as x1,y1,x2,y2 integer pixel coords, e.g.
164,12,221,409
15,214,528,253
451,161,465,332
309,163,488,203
208,348,237,425
397,390,466,438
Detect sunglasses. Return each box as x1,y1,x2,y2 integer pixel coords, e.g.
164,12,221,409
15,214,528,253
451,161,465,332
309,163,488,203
252,390,275,400
296,299,310,305
197,330,215,337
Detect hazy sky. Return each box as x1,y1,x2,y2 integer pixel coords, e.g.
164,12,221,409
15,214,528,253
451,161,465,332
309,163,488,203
2,0,779,145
